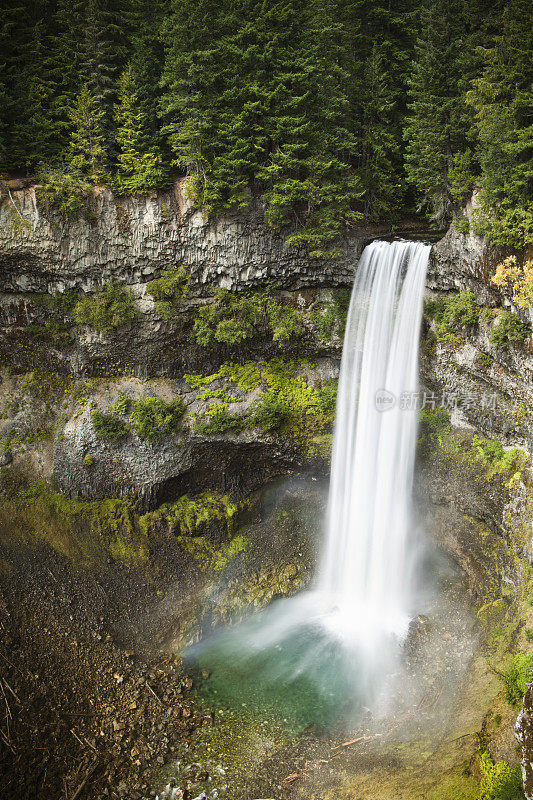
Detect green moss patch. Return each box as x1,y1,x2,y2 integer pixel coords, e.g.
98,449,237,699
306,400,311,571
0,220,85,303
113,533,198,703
187,359,337,448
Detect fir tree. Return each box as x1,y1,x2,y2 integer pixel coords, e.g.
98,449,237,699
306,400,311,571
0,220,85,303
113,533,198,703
68,85,107,181
467,0,533,246
404,0,474,224
113,65,166,194
130,0,170,148
80,0,136,149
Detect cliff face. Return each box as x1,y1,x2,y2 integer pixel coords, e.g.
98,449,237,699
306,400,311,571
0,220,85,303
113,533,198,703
0,180,361,293
2,185,533,798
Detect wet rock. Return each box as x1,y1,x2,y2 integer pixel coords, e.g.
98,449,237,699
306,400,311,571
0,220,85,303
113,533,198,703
516,683,533,799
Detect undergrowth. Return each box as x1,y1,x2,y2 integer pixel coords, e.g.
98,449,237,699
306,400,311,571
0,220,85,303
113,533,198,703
490,309,530,348
425,291,481,342
73,282,137,332
91,395,185,441
478,747,524,800
501,653,533,705
146,266,188,318
191,287,305,347
186,359,337,445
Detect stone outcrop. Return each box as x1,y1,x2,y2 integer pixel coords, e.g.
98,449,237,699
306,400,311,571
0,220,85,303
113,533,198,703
0,180,363,294
516,686,533,799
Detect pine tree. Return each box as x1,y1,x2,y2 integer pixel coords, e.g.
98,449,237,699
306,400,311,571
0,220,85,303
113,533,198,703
113,65,165,194
258,0,362,252
80,0,137,150
404,0,474,224
130,0,170,148
0,1,59,170
358,41,401,218
161,0,362,252
45,0,86,151
467,0,533,246
68,85,107,180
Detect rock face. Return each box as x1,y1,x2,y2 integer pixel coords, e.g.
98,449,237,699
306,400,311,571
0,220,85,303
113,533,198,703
3,184,533,797
0,180,362,294
53,402,300,502
516,686,533,799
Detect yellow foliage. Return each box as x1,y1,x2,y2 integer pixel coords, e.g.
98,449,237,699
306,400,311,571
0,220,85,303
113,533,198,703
491,256,533,310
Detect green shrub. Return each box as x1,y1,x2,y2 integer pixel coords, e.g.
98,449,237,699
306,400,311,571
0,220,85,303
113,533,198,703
310,288,352,341
191,287,305,348
146,266,188,318
194,403,245,435
502,653,533,704
478,748,524,800
129,397,185,440
453,214,470,235
74,282,137,332
108,392,131,416
26,321,72,344
48,289,78,315
91,410,129,441
490,309,530,348
317,380,338,412
248,392,290,431
267,301,305,342
470,434,524,484
37,166,91,213
425,291,480,340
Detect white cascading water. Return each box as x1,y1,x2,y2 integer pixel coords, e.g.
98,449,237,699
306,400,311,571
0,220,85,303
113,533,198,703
318,239,430,646
191,240,432,722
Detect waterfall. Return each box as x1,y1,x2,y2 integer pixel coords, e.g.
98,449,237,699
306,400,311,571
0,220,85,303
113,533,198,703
319,239,430,644
191,240,431,725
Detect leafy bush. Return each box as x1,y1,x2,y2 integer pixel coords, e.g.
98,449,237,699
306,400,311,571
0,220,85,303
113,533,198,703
267,302,305,343
316,380,338,413
146,266,188,318
26,321,72,344
48,289,79,315
311,289,351,341
73,282,137,332
502,653,533,704
37,166,91,213
191,287,305,348
478,748,524,800
194,403,245,435
490,309,530,348
491,256,533,311
472,196,533,250
129,397,185,440
425,291,480,340
248,392,290,431
108,392,131,415
470,434,524,485
91,410,129,441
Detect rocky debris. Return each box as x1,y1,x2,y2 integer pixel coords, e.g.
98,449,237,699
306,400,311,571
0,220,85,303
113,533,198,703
0,581,210,800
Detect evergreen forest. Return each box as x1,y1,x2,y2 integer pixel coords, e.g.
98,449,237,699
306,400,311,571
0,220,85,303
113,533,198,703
1,0,531,252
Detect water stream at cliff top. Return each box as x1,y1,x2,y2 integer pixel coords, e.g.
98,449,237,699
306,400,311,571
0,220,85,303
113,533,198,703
190,240,432,727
